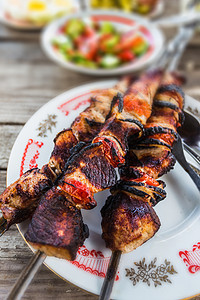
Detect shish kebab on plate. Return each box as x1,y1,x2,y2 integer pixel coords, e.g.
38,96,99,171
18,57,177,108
0,70,164,253
0,66,189,298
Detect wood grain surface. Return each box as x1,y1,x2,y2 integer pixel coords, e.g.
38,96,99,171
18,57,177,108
0,2,200,300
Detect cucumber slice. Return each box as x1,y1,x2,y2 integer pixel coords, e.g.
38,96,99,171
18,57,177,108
100,22,115,34
133,42,149,56
52,35,73,52
100,54,120,68
65,19,85,39
104,35,120,52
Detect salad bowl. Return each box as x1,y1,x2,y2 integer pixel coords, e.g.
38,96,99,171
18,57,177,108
41,10,164,76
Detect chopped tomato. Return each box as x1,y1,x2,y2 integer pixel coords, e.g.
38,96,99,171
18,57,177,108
114,30,137,52
84,25,96,38
93,137,125,167
118,50,135,62
132,36,146,48
75,35,98,60
59,179,96,209
134,174,159,186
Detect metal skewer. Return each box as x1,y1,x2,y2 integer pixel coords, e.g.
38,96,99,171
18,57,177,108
99,16,199,300
6,250,46,300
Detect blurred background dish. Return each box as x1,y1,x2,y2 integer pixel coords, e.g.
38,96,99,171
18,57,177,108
0,0,80,30
86,0,164,18
41,10,164,76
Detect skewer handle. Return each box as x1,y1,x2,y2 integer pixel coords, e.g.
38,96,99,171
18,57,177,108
99,251,121,300
6,250,46,300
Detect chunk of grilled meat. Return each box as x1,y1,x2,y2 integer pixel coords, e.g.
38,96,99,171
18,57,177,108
60,70,163,209
101,191,160,253
0,165,56,229
59,143,117,209
49,77,131,175
0,77,130,228
25,187,89,260
93,70,163,166
122,72,184,180
101,72,184,253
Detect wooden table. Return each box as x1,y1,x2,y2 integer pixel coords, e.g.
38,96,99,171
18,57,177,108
0,2,200,299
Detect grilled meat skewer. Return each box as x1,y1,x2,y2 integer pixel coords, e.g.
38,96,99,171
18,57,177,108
0,77,130,230
24,70,163,260
22,70,163,260
58,70,163,209
101,72,184,253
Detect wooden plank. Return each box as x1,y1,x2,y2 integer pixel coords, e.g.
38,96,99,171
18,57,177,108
0,42,200,124
0,229,97,300
0,125,23,169
0,24,39,41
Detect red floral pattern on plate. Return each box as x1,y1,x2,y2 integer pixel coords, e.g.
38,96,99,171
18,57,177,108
179,242,200,273
58,91,97,116
20,139,43,176
70,245,119,280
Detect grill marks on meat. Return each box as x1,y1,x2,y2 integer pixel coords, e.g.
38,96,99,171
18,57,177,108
93,70,163,166
59,143,117,209
125,73,184,180
49,129,78,176
101,72,185,253
25,187,89,260
49,77,131,176
59,70,163,209
0,77,130,228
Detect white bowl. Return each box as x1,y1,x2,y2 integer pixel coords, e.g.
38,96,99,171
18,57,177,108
41,10,164,76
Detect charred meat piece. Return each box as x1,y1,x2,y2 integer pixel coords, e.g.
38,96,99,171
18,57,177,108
0,165,56,229
49,129,78,176
0,77,131,228
123,72,185,180
71,77,131,143
25,187,89,260
49,77,131,176
101,72,184,253
93,70,163,166
101,191,160,253
111,179,166,207
59,143,117,209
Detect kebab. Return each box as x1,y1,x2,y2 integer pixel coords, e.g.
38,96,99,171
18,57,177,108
0,69,163,233
99,72,184,299
0,76,131,232
57,69,163,209
16,69,163,262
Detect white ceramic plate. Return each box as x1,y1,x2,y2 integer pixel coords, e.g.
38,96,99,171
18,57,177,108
41,10,164,76
7,80,200,300
0,0,80,31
